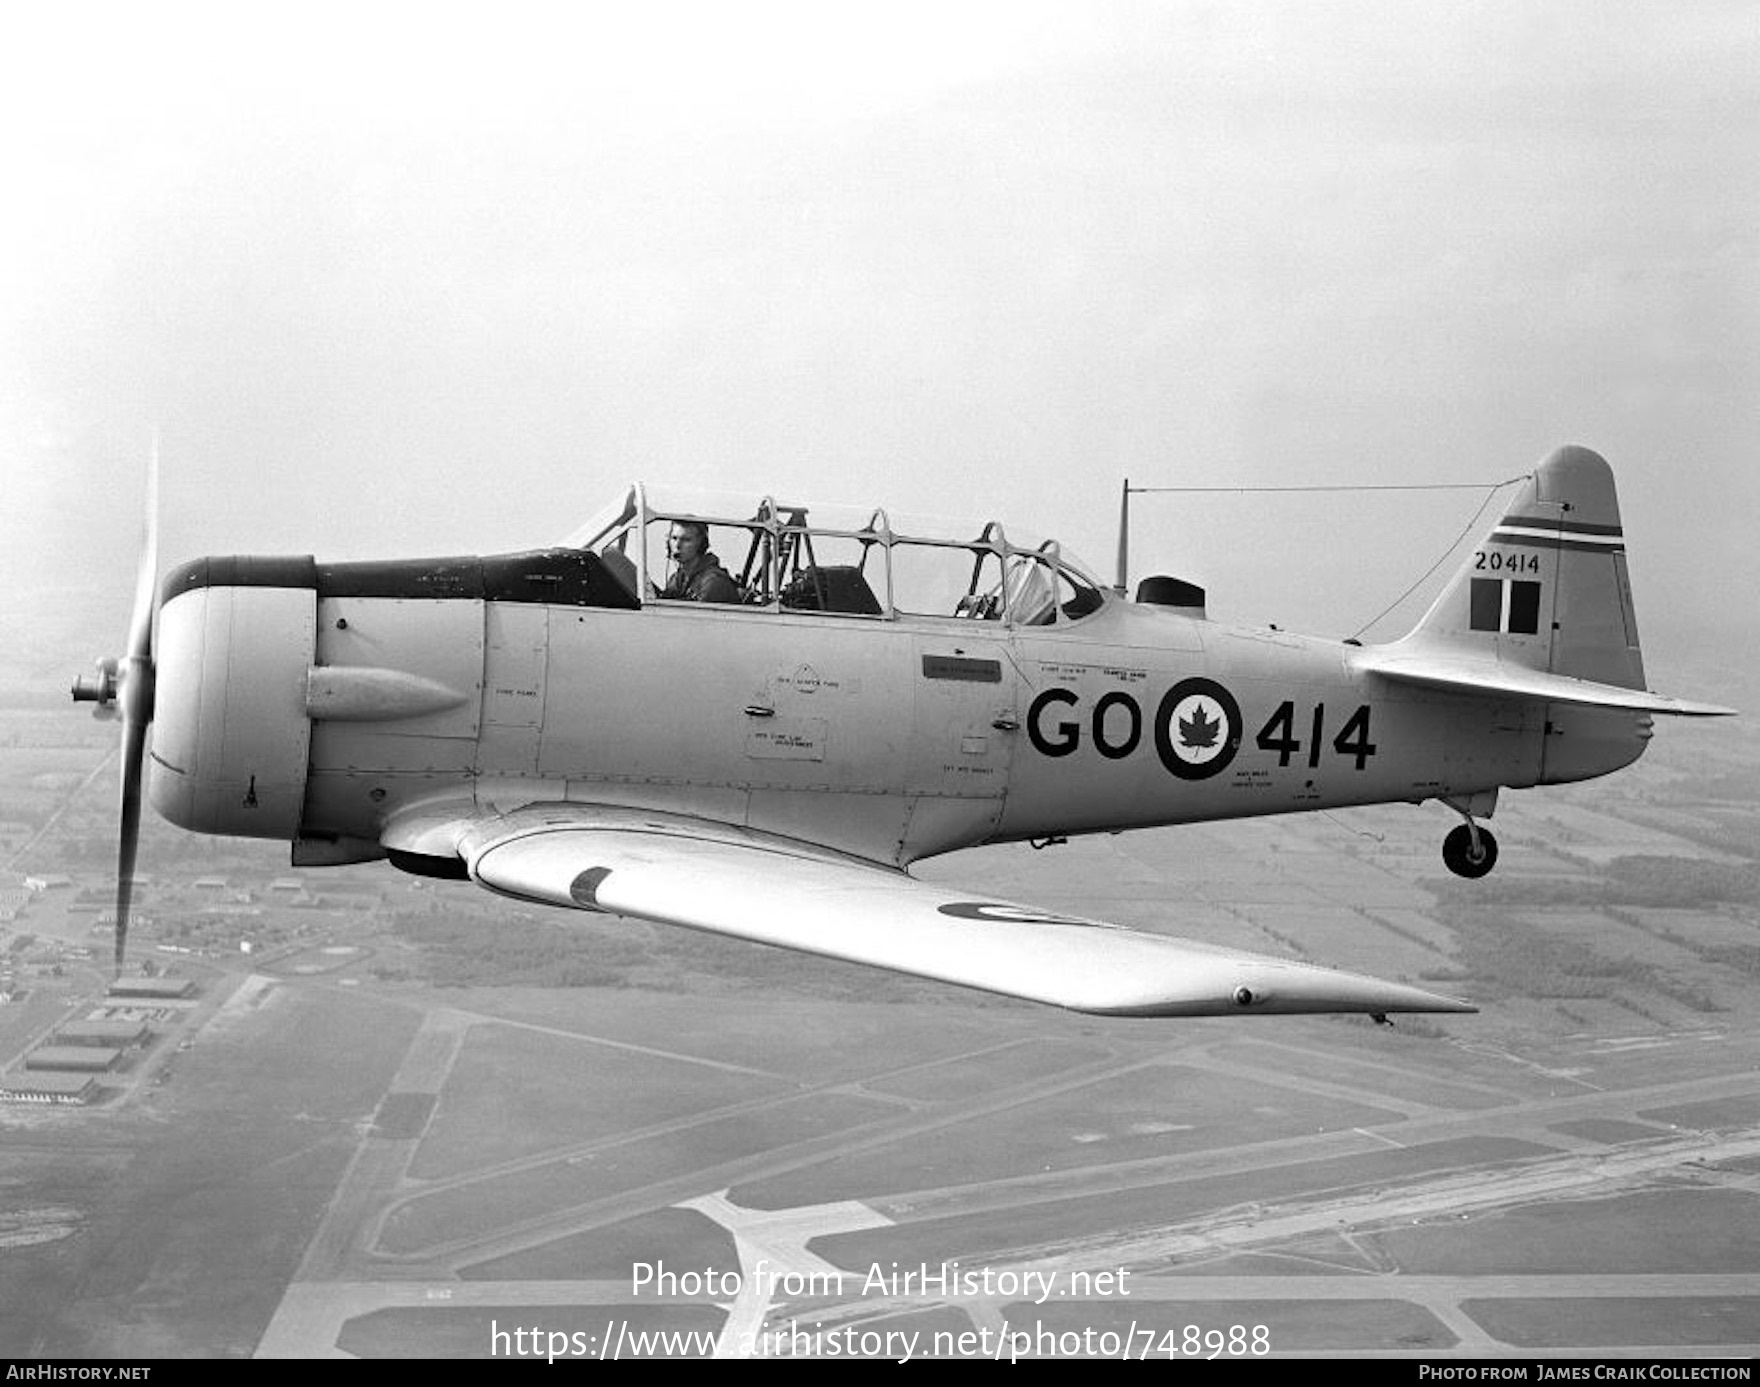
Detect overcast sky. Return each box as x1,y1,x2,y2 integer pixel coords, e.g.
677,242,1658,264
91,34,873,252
4,1,1755,673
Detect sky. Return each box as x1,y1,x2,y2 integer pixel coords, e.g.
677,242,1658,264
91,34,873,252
3,0,1756,677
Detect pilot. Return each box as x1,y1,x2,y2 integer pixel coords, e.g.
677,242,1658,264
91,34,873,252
657,520,741,604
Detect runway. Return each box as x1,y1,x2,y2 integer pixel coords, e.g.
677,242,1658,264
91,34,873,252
247,977,1760,1358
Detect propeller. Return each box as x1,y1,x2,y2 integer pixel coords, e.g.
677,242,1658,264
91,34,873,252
70,441,159,974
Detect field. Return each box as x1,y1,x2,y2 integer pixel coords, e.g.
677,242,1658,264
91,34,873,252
1,643,1757,1358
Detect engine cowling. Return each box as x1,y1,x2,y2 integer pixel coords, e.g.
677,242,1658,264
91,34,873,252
148,557,317,840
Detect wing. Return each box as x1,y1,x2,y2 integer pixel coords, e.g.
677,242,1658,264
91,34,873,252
1357,650,1735,717
414,805,1473,1018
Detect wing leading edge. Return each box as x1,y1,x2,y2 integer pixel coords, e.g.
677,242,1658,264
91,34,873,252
452,808,1473,1018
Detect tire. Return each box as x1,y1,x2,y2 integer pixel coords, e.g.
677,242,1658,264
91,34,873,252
1443,823,1498,878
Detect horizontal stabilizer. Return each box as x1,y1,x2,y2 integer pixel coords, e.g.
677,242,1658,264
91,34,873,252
457,806,1475,1018
1358,650,1735,717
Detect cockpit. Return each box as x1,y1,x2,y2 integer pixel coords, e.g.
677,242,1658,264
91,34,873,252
567,485,1107,626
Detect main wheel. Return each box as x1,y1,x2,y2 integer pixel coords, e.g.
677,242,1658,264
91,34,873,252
1443,823,1498,878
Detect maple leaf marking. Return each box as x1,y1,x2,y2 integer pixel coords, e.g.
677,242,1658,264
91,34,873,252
1179,703,1221,750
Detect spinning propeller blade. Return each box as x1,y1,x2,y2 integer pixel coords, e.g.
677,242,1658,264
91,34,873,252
70,441,159,974
115,440,159,971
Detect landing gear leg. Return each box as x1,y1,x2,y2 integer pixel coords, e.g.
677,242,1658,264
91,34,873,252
1442,820,1498,879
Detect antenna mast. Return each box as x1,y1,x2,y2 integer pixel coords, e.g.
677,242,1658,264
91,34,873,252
1115,477,1130,595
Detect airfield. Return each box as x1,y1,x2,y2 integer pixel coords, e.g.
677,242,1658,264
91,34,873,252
2,651,1758,1359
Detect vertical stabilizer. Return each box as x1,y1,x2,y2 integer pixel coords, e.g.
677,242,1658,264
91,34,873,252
1403,445,1645,691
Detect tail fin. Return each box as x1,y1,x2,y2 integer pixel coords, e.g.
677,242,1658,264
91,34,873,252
1406,445,1644,689
1363,446,1732,784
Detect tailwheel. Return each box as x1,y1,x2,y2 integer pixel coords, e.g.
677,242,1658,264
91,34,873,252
1442,823,1498,879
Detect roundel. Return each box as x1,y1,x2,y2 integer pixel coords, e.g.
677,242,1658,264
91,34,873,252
1153,677,1242,780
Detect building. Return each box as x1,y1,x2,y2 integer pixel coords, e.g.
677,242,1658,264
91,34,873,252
53,1019,149,1048
0,1072,96,1105
109,976,195,1000
26,1046,121,1073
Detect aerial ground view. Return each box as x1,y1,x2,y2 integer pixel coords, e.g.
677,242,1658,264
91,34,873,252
0,594,1754,1360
